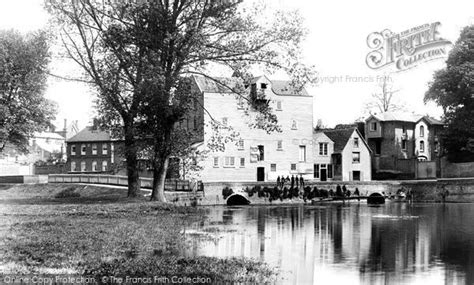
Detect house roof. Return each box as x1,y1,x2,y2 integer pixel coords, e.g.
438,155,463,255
193,75,309,96
322,127,371,154
323,128,356,153
417,115,444,125
193,76,243,93
67,126,112,142
367,112,422,123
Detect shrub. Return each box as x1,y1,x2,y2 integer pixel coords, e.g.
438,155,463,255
222,187,233,199
54,187,81,198
83,256,277,284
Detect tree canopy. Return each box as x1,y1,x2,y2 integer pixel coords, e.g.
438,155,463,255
46,0,316,200
0,30,57,154
425,25,474,162
365,75,405,115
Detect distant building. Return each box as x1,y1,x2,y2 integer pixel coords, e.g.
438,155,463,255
53,119,80,140
414,116,444,161
66,126,123,173
313,128,372,181
365,112,443,177
193,75,314,182
30,132,67,163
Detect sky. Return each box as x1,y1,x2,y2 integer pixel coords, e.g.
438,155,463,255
1,0,474,129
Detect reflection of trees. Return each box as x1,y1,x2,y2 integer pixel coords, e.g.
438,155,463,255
432,204,474,285
357,204,474,285
359,216,419,283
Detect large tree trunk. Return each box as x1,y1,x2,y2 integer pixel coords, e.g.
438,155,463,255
124,125,140,198
150,157,169,202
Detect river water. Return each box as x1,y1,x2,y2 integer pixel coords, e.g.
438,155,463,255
187,202,474,285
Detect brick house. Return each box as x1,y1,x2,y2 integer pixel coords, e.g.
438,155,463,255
365,112,443,177
66,127,123,173
313,128,372,181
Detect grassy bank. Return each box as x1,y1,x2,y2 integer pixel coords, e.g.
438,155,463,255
0,183,277,283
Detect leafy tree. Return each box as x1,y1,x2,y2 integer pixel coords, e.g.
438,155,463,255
425,25,474,162
365,75,405,114
47,0,316,201
0,30,57,154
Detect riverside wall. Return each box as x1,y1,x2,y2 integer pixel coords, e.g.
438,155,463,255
198,179,474,205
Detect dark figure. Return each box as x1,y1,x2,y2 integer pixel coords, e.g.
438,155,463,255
342,185,347,197
291,175,295,189
346,190,351,197
295,176,299,188
304,186,311,201
354,187,360,201
312,187,319,198
283,187,289,199
277,176,281,188
286,176,290,185
335,184,343,197
292,187,299,199
299,175,304,188
328,189,334,197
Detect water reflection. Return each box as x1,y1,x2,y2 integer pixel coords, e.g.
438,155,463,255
188,203,474,285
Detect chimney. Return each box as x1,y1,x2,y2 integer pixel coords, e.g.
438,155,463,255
92,118,99,130
63,119,67,132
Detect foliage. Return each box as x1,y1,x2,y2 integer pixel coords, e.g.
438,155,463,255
84,256,277,284
54,187,81,198
425,25,474,162
1,184,276,283
46,0,316,202
0,30,57,154
365,75,405,115
222,187,233,199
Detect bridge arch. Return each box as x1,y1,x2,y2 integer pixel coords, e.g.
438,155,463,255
367,192,385,204
226,193,250,206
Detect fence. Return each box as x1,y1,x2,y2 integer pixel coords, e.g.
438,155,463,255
440,158,474,178
48,174,203,192
374,157,439,180
34,164,67,175
416,161,437,179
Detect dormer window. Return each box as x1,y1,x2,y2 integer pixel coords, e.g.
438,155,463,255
370,122,377,131
261,83,267,89
420,125,425,137
250,82,269,110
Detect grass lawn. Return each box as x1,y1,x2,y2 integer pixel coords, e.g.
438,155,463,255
0,183,277,283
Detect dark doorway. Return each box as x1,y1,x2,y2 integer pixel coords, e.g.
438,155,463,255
257,167,265,181
375,140,381,155
353,171,361,181
320,169,327,181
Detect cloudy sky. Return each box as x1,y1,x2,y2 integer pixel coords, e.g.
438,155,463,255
1,0,474,128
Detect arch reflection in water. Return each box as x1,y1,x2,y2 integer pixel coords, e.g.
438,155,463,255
187,204,474,284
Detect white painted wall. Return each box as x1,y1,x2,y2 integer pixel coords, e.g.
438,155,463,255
341,130,371,181
414,120,430,160
199,77,314,182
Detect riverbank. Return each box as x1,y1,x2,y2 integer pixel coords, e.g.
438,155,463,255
0,184,278,283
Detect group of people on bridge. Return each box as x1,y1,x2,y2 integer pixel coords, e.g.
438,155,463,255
276,175,305,189
246,182,362,202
